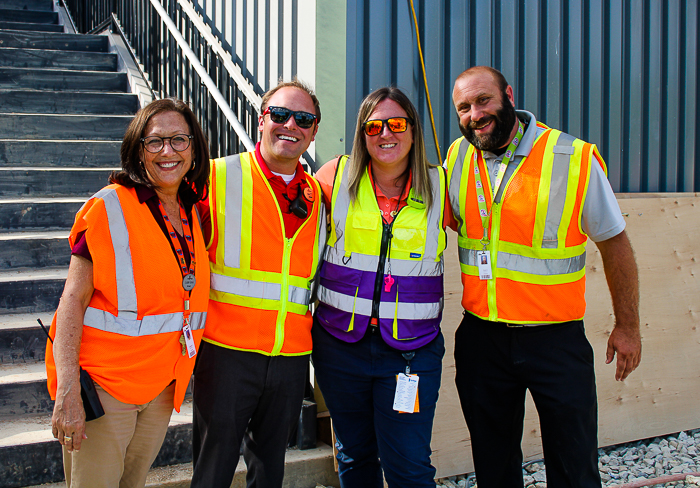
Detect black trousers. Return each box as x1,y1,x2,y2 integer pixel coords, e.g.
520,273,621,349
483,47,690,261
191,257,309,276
454,313,602,488
190,341,309,488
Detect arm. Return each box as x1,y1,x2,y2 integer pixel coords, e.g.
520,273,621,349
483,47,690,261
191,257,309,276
595,230,641,381
51,255,94,451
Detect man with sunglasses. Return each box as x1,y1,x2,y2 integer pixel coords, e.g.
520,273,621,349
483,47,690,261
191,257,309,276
445,66,641,488
191,80,326,488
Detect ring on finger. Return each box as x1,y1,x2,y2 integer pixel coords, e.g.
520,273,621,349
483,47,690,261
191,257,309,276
64,436,72,441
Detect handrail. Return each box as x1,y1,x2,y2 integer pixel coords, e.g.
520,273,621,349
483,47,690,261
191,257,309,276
148,0,255,152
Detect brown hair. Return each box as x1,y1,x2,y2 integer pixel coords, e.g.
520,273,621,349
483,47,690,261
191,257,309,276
261,79,322,123
110,98,210,207
347,87,434,209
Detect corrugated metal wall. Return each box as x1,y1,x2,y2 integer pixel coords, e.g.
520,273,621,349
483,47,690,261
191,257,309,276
334,0,700,192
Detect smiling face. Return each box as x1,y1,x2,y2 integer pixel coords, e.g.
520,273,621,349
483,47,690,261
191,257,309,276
139,110,194,197
258,87,318,174
452,70,518,152
364,98,413,174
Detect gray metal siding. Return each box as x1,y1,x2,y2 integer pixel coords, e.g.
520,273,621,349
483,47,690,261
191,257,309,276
340,0,700,193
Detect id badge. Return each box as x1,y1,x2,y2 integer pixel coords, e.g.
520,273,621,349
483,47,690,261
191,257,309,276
477,250,492,280
182,323,197,358
393,373,420,413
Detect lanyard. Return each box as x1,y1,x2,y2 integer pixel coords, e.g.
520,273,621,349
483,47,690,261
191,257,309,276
158,200,196,307
473,121,524,248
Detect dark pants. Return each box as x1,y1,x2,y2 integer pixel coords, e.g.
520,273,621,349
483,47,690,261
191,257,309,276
454,313,602,488
312,321,445,488
191,341,309,488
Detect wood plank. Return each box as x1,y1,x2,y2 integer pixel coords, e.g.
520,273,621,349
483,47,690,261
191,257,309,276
431,194,700,478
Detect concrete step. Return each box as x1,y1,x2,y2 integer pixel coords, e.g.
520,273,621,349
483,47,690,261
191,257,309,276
0,400,198,488
0,312,53,362
0,89,139,114
0,266,67,313
0,140,122,167
0,0,54,11
0,30,108,52
0,22,62,32
0,47,117,71
0,10,58,25
0,197,84,230
0,67,128,92
0,364,52,418
0,114,131,141
0,167,114,197
0,231,70,269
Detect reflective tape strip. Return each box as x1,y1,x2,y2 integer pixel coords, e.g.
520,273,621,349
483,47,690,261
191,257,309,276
211,272,282,301
324,247,443,277
223,155,243,269
100,188,138,319
332,157,352,251
288,285,312,306
422,167,444,261
448,139,469,230
458,247,585,275
84,308,206,336
317,285,442,320
542,134,576,249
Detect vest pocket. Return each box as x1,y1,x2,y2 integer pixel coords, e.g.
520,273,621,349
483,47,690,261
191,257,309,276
317,264,365,333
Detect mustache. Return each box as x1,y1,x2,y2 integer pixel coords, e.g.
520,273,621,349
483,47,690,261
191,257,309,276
468,116,494,129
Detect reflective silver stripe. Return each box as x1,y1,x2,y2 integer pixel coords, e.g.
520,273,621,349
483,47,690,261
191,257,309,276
317,203,327,264
317,285,442,320
100,188,138,320
458,246,478,267
84,307,206,336
288,285,311,306
332,156,352,252
448,139,469,230
223,155,243,269
211,272,282,300
422,166,445,261
542,133,576,249
497,251,586,275
324,246,443,277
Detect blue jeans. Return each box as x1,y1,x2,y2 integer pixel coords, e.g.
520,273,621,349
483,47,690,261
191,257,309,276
312,320,445,488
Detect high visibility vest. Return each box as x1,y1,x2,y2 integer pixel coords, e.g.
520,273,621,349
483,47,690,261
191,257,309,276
315,156,447,351
204,153,325,355
45,184,209,410
446,124,607,324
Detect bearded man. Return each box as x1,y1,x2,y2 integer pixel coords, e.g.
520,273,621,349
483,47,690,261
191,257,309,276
445,66,641,488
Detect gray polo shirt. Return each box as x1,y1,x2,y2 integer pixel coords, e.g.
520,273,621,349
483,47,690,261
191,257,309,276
477,110,625,243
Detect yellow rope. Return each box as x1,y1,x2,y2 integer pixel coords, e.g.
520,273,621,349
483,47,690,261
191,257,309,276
409,0,441,164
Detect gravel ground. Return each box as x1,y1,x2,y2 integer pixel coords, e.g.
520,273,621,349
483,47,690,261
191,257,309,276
434,428,700,488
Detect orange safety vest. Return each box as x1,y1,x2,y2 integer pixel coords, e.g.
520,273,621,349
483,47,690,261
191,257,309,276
45,184,209,410
446,124,607,324
204,152,325,355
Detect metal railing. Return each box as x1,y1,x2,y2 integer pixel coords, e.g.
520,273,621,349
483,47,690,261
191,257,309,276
62,0,260,159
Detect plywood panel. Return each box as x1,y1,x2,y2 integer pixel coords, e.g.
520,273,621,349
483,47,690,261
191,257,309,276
432,194,700,478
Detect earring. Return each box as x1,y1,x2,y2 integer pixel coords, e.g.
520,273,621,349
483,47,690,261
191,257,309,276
191,160,196,171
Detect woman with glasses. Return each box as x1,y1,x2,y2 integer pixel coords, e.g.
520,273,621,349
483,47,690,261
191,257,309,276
45,98,210,488
313,87,450,488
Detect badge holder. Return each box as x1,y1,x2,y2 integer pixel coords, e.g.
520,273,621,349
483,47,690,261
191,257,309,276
393,351,420,413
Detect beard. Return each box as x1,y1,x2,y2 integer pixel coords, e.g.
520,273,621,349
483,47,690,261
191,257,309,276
459,95,518,152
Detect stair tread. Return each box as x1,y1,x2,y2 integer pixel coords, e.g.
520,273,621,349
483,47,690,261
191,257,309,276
0,311,55,328
0,167,116,171
0,365,45,383
0,266,68,282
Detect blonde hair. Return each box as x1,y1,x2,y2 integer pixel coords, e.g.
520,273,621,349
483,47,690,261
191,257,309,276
347,87,433,209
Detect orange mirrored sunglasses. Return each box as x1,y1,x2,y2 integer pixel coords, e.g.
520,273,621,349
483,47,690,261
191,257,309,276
363,117,413,136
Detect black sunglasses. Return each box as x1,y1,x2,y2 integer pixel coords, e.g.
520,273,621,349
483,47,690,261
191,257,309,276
262,106,317,129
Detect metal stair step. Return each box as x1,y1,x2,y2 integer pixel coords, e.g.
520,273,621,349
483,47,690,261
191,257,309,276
0,89,139,115
0,140,122,167
0,9,58,25
0,66,127,91
0,0,54,11
0,401,196,488
0,196,84,230
0,114,131,140
0,312,54,363
0,167,114,197
0,231,70,269
0,47,117,71
0,266,68,313
0,22,62,32
0,30,108,52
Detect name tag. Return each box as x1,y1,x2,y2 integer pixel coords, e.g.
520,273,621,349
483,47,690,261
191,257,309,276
393,373,419,413
477,250,492,280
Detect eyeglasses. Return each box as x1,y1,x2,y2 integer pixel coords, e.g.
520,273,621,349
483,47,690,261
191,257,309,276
363,117,413,136
262,106,317,129
140,134,193,153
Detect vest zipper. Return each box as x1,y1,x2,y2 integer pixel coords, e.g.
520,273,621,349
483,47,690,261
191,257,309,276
272,237,293,355
370,205,405,323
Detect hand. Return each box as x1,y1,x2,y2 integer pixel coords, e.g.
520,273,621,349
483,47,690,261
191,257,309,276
51,386,87,452
605,325,642,381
